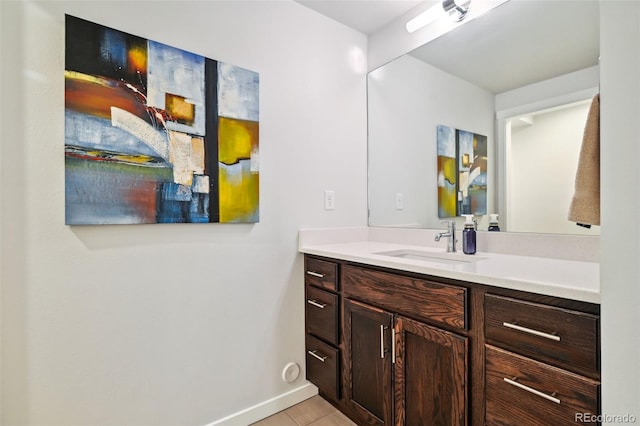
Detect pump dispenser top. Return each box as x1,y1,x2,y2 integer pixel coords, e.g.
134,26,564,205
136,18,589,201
488,214,500,232
462,214,475,228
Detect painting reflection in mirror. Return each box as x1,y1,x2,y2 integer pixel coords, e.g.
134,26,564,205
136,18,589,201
437,125,487,218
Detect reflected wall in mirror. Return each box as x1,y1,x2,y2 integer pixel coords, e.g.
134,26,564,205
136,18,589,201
505,99,599,236
367,0,600,235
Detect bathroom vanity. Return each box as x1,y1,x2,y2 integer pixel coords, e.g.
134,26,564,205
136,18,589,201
300,229,600,426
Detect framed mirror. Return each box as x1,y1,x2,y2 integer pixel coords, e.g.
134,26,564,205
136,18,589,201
367,0,600,234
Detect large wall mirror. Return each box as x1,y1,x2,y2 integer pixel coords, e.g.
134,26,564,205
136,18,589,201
368,0,600,235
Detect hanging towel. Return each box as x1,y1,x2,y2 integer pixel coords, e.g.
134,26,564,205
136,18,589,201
568,93,600,227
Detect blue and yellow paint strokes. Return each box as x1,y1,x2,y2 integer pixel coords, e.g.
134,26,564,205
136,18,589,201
217,63,260,223
437,125,487,218
437,125,457,218
64,15,259,225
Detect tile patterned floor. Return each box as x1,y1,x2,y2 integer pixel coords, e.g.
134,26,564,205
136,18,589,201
250,395,356,426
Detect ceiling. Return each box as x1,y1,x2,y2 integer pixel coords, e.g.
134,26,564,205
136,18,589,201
295,0,423,35
294,0,600,94
410,0,600,93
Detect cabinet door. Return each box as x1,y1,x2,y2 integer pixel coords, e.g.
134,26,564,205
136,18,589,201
344,299,394,425
394,316,468,426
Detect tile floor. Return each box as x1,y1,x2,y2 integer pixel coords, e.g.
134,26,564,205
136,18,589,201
250,395,356,426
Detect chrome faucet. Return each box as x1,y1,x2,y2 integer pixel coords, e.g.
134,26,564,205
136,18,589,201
435,220,457,253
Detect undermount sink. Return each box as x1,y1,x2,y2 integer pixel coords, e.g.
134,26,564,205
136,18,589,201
375,249,486,265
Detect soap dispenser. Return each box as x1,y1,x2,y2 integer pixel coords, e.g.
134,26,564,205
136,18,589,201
462,215,476,255
488,214,501,232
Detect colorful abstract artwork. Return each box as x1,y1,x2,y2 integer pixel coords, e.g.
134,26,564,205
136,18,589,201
437,125,487,218
64,15,259,225
437,125,457,218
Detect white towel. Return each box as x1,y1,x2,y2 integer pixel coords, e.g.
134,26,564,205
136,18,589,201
568,94,600,227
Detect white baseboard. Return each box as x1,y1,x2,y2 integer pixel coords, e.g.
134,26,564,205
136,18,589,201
205,383,318,426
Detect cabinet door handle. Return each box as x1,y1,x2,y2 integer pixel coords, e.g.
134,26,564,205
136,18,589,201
307,350,327,362
502,322,561,342
307,299,327,309
379,325,390,359
391,327,396,364
306,271,325,278
503,377,561,404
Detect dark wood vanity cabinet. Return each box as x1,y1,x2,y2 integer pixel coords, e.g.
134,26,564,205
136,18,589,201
342,299,468,426
304,257,341,402
302,254,601,426
484,294,600,425
342,264,469,425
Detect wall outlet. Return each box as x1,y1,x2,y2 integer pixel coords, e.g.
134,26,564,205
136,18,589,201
396,192,404,210
324,190,335,210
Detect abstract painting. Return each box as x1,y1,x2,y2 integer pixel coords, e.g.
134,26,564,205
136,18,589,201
437,125,487,218
64,15,259,225
437,125,457,218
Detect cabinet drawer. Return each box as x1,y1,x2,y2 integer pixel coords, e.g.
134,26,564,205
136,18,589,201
485,294,599,378
306,334,340,401
306,286,339,345
486,345,599,426
305,257,339,292
343,265,467,330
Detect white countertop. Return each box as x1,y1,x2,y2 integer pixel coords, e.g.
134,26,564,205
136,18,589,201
299,229,600,304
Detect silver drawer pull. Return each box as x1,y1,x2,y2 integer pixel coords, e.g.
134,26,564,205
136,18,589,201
307,299,327,309
502,322,561,342
504,377,561,404
307,350,327,362
306,271,325,278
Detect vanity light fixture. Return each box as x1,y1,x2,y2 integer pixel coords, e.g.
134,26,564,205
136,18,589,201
406,0,471,33
405,2,447,33
443,0,471,21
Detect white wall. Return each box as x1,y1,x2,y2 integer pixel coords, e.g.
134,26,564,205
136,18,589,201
494,66,600,234
367,54,494,228
508,102,599,235
0,1,367,425
495,65,600,116
600,1,640,421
